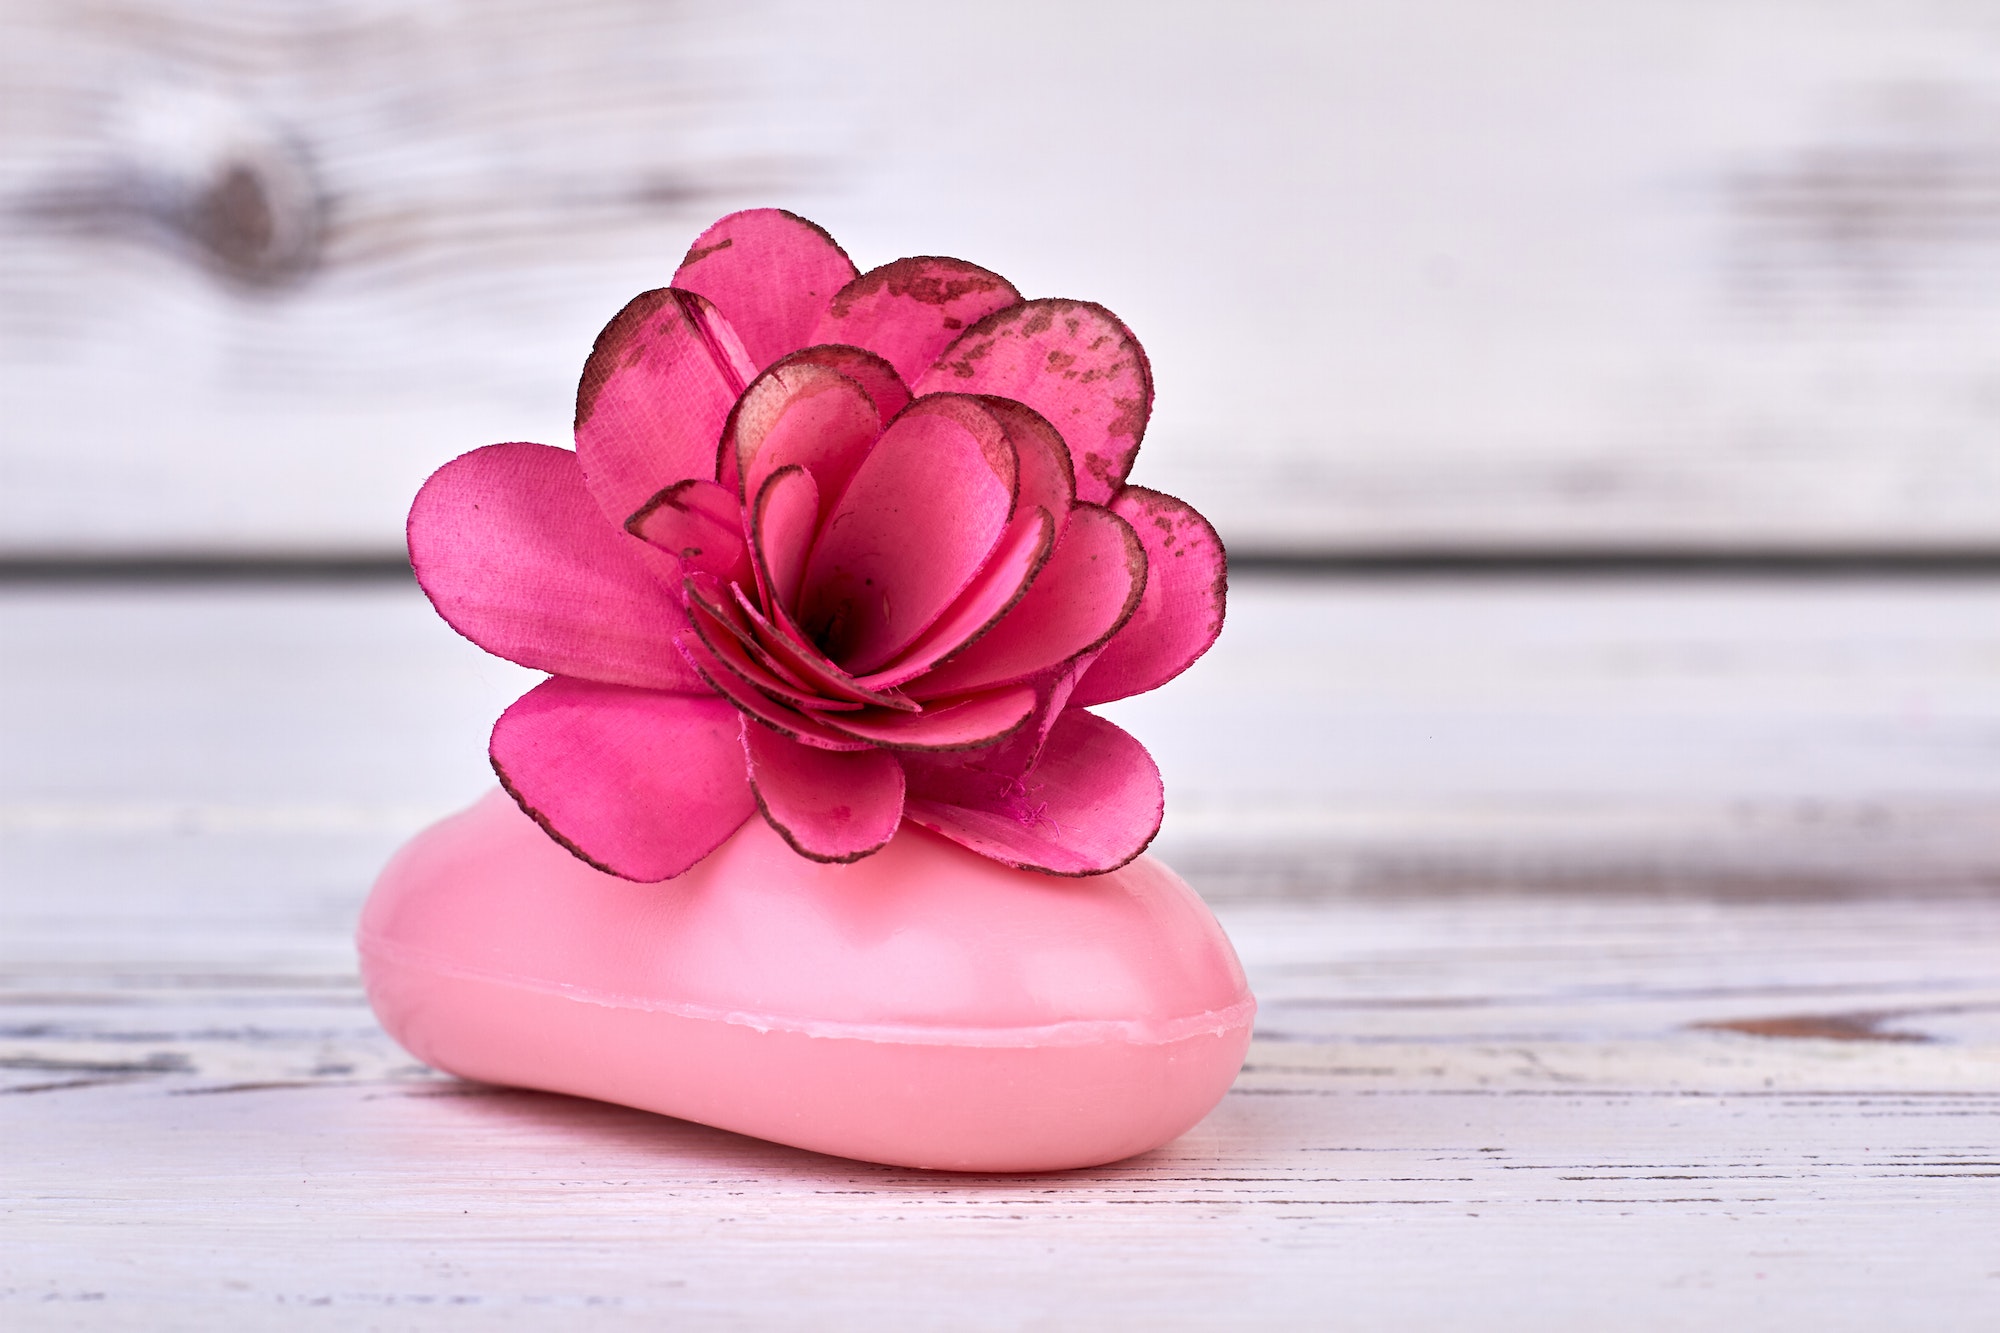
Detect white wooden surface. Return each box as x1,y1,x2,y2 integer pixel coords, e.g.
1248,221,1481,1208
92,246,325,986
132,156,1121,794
7,891,1998,1328
4,578,1999,1327
10,0,2000,555
14,576,1999,887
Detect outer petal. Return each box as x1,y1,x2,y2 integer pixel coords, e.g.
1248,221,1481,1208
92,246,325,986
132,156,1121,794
727,361,881,519
811,257,1021,385
800,395,1018,673
575,288,755,530
672,209,858,371
744,723,905,863
1070,487,1227,707
489,677,754,882
913,299,1151,504
408,442,702,692
909,503,1145,699
902,708,1163,876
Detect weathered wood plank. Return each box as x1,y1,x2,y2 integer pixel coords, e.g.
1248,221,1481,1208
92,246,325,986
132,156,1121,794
6,576,2000,886
10,1,2000,554
4,580,1999,1325
6,888,1998,1327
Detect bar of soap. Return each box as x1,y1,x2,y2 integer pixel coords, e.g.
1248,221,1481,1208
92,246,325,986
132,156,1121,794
358,789,1255,1172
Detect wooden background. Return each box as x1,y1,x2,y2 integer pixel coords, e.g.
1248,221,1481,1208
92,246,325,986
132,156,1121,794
7,0,2000,557
9,804,1998,1327
6,6,1999,1325
5,581,1999,1327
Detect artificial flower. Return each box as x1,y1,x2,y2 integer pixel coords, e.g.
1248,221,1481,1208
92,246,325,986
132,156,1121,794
409,209,1224,880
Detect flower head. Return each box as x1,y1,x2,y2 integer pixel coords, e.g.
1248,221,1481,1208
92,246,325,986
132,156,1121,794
409,210,1225,880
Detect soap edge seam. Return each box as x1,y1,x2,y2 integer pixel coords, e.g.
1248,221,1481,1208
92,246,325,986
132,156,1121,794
356,930,1257,1049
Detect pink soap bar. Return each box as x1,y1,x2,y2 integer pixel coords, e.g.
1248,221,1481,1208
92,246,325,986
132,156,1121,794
358,789,1255,1171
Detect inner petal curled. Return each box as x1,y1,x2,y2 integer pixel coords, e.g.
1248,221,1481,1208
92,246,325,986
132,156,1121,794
798,395,1019,674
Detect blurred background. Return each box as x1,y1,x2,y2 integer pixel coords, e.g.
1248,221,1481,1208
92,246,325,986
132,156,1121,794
5,0,2000,900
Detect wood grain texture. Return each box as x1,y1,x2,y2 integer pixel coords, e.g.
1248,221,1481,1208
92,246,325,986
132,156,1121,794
1118,574,2000,895
3,580,1999,1324
6,854,1998,1328
6,576,2000,887
10,1,2000,556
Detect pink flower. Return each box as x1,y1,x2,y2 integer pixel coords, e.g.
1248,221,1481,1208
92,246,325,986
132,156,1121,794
408,210,1225,880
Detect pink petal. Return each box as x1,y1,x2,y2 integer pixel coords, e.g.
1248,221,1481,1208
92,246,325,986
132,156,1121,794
626,478,753,587
729,585,921,713
689,570,906,720
980,396,1075,525
671,209,858,371
859,506,1054,690
908,503,1146,698
489,676,754,882
725,360,882,519
929,658,1086,783
575,288,755,530
819,684,1037,751
750,464,820,617
799,395,1018,673
678,626,873,752
788,345,914,429
744,723,906,863
1070,486,1227,707
811,257,1021,385
719,347,911,498
683,568,761,640
408,443,701,692
684,571,821,694
912,300,1151,505
903,708,1163,876
687,601,863,713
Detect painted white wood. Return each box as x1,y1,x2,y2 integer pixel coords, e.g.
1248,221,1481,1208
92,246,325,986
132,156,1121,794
1114,574,2000,893
4,581,1999,1325
9,1,2000,554
8,577,1999,887
6,861,1997,1327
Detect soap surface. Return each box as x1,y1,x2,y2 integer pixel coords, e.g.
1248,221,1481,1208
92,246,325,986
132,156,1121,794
358,789,1255,1171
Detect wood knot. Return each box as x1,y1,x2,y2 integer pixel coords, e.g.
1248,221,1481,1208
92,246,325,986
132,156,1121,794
1694,1011,1933,1043
174,134,322,286
184,154,322,286
32,86,331,291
